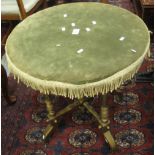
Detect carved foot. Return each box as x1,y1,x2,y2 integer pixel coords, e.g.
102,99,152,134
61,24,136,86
43,123,55,142
43,95,57,141
103,130,116,151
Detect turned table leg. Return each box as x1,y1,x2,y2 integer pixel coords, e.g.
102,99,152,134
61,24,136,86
42,97,82,141
100,95,116,151
42,95,116,151
83,95,116,151
43,95,57,141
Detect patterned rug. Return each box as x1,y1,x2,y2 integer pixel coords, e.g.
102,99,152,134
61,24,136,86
2,67,153,155
1,1,153,155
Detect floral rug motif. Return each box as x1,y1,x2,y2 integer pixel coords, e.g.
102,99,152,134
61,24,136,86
25,127,45,144
115,129,145,148
114,109,141,124
114,92,139,105
32,109,48,123
69,129,97,148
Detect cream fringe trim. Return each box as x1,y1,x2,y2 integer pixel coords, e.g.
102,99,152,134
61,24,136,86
6,44,150,99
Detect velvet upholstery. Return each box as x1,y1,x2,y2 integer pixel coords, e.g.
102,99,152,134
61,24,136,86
6,3,150,98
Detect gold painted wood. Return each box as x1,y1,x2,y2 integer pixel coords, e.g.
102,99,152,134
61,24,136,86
42,124,54,140
44,96,55,120
43,95,57,140
43,96,116,150
47,100,82,122
100,95,109,123
104,131,117,151
83,102,109,128
83,101,116,150
101,106,109,123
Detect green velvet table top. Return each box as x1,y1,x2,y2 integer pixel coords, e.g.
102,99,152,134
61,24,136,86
6,3,149,86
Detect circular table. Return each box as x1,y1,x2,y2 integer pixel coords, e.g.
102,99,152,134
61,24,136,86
6,2,150,151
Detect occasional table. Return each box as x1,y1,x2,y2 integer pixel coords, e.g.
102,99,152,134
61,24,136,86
6,2,150,151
